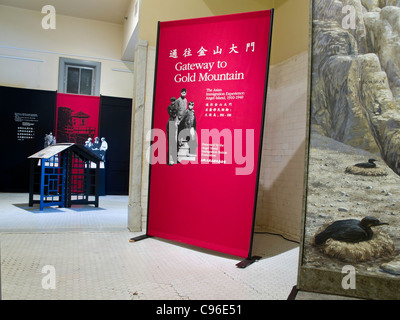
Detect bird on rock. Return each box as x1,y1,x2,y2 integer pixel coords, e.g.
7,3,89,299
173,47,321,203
354,159,377,169
314,216,388,246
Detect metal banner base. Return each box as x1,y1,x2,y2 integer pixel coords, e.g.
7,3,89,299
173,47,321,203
129,234,151,243
236,256,262,269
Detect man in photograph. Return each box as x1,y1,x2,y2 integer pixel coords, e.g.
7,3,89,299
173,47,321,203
180,101,197,157
175,88,188,147
167,97,178,165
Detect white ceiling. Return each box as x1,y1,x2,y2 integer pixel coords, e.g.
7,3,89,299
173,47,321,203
0,0,132,24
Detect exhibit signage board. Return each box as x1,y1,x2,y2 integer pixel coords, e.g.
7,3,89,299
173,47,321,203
0,87,131,195
146,10,274,258
0,86,56,192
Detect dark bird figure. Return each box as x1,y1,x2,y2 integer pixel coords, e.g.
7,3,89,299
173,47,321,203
354,158,377,169
314,216,388,245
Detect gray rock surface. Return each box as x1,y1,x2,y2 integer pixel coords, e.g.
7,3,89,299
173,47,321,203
311,0,400,174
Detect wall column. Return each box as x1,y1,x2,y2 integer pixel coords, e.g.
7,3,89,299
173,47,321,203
128,39,148,232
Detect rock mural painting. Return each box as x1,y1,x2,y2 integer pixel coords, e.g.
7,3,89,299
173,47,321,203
301,0,400,298
311,0,400,172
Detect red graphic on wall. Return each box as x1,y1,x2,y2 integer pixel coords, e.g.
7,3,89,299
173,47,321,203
55,93,100,145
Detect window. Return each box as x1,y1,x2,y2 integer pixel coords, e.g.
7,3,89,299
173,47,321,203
59,58,101,96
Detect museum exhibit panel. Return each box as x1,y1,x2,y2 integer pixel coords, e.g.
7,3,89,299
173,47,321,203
140,10,274,262
28,143,101,211
0,86,56,193
99,96,133,195
296,0,400,300
0,85,132,197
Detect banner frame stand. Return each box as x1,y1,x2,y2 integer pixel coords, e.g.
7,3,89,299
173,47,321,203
242,8,275,267
131,11,275,269
236,256,262,269
129,234,151,242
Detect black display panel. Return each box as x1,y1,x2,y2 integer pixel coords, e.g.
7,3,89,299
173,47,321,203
99,96,132,195
0,86,56,192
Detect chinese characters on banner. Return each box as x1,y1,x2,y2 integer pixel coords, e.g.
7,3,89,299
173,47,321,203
169,42,255,58
147,10,273,258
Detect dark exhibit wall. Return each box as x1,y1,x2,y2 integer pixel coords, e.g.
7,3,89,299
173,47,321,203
0,86,56,192
99,96,132,195
0,86,132,195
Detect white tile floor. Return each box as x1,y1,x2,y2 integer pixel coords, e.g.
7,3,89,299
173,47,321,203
0,193,299,300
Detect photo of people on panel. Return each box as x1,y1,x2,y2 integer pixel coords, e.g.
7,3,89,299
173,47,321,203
85,136,108,162
167,88,197,165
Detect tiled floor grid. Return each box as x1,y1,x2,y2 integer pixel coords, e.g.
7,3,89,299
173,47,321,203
0,193,299,300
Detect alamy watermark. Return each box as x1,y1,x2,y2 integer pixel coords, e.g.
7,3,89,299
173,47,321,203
40,4,357,31
342,5,356,30
41,5,56,30
41,265,56,290
146,127,255,176
342,265,356,290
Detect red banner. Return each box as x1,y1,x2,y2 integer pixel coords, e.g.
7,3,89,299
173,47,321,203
55,93,100,145
147,10,274,258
